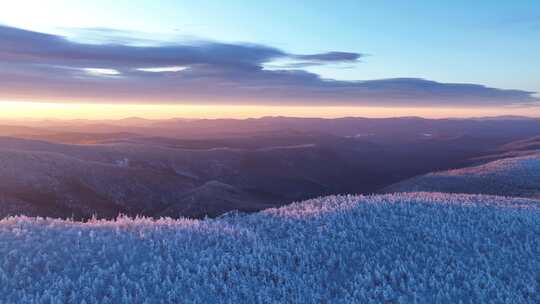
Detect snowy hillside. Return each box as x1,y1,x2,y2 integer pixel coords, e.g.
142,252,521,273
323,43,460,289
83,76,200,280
385,154,540,198
1,192,539,303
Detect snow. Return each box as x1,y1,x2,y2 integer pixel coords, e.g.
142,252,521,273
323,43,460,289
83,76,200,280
1,192,539,303
441,154,540,176
386,154,540,198
115,158,130,168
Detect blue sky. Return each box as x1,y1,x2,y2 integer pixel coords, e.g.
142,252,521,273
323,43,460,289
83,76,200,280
0,0,539,111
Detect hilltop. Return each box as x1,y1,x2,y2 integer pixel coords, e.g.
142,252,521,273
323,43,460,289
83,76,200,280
1,192,539,303
385,153,540,199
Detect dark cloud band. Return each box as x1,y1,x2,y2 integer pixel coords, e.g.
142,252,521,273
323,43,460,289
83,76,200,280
0,25,537,106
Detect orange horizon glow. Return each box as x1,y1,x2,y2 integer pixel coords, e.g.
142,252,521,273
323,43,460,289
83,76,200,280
1,101,539,120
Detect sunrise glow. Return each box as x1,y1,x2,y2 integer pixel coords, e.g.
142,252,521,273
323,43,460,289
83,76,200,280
2,101,539,120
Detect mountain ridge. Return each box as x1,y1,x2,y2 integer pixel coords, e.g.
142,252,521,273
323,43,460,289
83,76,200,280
2,192,539,303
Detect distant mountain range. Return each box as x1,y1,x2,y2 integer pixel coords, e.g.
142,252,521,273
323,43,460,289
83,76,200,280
1,116,540,219
4,115,540,140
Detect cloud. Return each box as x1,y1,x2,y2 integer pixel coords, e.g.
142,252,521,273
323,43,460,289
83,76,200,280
58,27,166,46
136,66,188,73
83,68,121,76
0,25,537,106
0,25,284,69
267,51,363,69
293,51,362,62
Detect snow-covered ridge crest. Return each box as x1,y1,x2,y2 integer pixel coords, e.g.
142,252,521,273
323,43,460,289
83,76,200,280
1,192,539,303
384,153,540,199
437,153,540,176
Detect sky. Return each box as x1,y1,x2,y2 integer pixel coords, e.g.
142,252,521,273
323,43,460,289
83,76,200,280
0,0,539,119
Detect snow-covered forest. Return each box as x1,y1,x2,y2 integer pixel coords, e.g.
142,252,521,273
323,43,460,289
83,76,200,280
385,153,540,198
1,192,539,303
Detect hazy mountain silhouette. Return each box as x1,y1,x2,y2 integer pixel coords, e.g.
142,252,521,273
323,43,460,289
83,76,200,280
1,116,540,218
